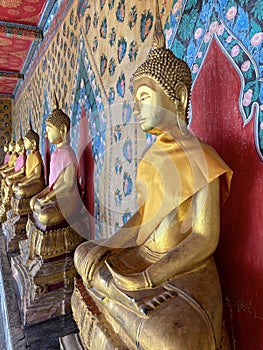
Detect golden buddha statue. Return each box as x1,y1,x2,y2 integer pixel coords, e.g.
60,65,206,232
0,137,26,222
30,96,80,228
0,139,18,179
2,127,45,252
0,138,11,170
12,127,44,201
11,96,84,325
67,11,233,350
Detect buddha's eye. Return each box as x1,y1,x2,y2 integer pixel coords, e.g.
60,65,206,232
140,95,150,102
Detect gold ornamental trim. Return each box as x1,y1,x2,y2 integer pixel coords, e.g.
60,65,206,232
27,217,84,259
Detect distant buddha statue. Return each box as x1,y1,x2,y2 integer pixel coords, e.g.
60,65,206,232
0,137,26,222
69,10,233,350
2,126,46,252
0,139,18,178
0,138,11,169
12,126,44,201
0,139,11,199
30,95,80,228
11,96,85,325
5,137,26,187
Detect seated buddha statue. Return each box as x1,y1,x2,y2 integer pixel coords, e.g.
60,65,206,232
0,139,11,199
5,137,27,187
30,96,80,228
0,138,25,208
10,96,85,325
0,139,18,179
71,17,233,350
12,126,44,202
0,138,11,170
3,127,45,251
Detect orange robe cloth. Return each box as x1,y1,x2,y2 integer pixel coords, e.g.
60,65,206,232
25,151,43,178
136,130,233,245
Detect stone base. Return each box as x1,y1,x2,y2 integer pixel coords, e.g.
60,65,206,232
10,217,85,326
11,252,77,325
2,211,28,253
0,230,79,349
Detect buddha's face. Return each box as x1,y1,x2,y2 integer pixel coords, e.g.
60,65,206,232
15,141,24,154
24,137,32,151
46,123,63,145
9,142,15,152
133,80,177,134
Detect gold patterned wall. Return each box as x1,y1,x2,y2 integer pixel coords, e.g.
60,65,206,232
0,99,12,164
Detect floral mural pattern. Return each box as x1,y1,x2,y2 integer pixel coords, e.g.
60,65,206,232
164,0,263,160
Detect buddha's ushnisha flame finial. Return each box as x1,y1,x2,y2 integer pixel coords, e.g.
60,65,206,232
152,0,165,50
52,92,59,111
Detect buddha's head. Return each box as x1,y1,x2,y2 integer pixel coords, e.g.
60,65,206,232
4,137,9,153
15,137,25,155
24,127,40,151
133,13,192,135
46,94,70,146
9,139,16,153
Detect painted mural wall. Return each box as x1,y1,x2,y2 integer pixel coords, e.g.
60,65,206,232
9,0,263,349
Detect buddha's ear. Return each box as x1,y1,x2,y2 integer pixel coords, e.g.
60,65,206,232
60,123,68,139
31,139,37,150
175,82,188,114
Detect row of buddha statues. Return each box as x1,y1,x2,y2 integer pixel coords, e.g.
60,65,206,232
0,12,233,349
0,97,85,325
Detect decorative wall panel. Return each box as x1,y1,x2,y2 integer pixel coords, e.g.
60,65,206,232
0,99,11,164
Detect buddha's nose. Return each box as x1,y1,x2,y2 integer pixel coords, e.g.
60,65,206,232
133,102,140,116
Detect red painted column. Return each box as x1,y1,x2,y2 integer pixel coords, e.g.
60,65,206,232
191,39,263,350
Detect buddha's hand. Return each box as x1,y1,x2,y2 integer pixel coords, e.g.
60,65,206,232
105,261,152,291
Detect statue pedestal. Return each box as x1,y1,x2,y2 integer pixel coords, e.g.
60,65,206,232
0,203,8,223
2,210,28,253
60,278,130,350
11,217,84,325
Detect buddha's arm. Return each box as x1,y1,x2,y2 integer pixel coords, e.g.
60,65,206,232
109,178,220,291
6,167,25,184
38,163,76,204
30,186,50,210
19,164,43,185
85,210,142,284
1,166,14,177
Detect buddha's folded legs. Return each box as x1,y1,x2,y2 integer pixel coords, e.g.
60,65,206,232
14,180,45,199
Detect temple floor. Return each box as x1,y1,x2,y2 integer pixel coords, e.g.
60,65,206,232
0,230,78,349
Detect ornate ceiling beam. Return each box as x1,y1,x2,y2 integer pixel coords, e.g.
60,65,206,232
0,21,43,41
0,71,24,80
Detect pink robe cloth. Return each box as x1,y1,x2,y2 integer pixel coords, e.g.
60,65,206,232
14,154,26,172
4,153,10,165
49,144,77,189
